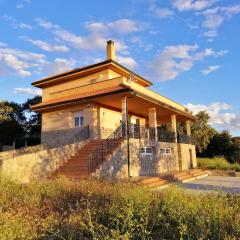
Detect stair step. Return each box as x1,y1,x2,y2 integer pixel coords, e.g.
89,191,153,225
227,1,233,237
176,174,192,181
52,137,123,179
139,177,162,184
173,172,189,178
145,180,168,188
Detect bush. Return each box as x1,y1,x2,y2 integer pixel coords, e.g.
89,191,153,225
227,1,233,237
0,177,240,239
198,157,240,172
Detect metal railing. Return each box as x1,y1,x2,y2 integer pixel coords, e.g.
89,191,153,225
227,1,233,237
88,123,124,175
128,124,176,143
158,129,176,143
177,134,194,144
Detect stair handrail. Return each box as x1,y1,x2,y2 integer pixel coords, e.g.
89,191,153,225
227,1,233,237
88,123,125,175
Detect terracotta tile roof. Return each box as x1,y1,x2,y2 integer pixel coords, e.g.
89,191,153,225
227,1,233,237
31,85,129,110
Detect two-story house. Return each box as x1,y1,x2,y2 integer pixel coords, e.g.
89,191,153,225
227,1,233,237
31,40,197,179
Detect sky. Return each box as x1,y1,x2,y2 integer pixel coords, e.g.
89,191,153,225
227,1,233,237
0,0,240,135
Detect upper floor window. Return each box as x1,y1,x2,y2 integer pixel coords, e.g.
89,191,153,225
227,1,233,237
73,111,83,128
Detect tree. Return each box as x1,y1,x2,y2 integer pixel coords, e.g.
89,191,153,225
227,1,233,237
0,101,13,123
205,131,233,158
0,101,25,150
0,96,42,151
22,96,42,135
191,111,216,154
204,132,240,163
227,137,240,163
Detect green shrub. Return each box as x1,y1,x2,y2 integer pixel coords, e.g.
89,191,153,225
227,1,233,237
198,157,240,172
0,177,240,239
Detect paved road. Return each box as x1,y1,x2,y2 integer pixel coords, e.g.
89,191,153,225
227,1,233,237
180,176,240,193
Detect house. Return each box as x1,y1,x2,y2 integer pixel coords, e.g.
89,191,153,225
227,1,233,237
30,40,197,179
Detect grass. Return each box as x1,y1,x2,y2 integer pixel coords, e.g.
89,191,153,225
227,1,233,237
0,177,240,239
198,157,240,172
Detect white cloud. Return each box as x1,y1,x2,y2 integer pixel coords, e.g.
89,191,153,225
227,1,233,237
149,44,226,81
16,4,24,8
171,0,218,11
154,8,175,18
200,4,240,39
36,18,134,53
44,58,77,76
201,65,220,75
2,14,33,30
25,38,69,52
116,55,138,69
203,30,218,38
0,45,46,77
186,102,240,131
14,88,42,96
149,0,174,18
85,19,141,35
108,19,139,34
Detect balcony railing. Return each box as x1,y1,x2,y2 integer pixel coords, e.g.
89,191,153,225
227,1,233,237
177,134,194,144
127,124,176,143
158,129,176,143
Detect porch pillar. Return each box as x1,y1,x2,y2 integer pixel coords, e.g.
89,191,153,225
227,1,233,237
185,120,191,136
170,114,177,143
148,108,158,141
121,96,131,177
121,97,128,136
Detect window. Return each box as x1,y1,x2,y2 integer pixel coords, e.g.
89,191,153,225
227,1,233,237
140,146,154,155
160,148,172,156
73,111,84,128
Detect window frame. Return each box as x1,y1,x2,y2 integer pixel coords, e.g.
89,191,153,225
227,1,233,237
160,147,172,156
140,146,154,156
73,111,84,128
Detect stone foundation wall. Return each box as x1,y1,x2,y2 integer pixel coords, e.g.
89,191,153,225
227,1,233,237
0,141,87,183
95,139,180,179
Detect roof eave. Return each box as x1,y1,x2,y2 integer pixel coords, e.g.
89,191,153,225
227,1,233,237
31,59,152,88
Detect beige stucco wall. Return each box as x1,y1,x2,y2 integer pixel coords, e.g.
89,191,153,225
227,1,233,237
177,143,197,170
42,69,121,101
42,104,99,131
0,141,87,183
42,104,147,142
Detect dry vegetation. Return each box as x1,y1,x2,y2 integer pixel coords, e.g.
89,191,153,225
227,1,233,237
0,177,240,239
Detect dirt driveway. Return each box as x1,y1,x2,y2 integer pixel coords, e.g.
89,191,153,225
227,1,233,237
180,176,240,193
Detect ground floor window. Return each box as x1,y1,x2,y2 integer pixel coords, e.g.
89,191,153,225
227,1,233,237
140,146,154,155
160,147,173,156
73,111,84,127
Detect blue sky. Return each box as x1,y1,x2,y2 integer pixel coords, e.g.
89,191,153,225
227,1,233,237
1,0,240,135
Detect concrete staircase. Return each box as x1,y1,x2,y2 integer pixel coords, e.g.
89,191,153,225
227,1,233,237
137,176,169,189
165,169,208,183
52,138,122,179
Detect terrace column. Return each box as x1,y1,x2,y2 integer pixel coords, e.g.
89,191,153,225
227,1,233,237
185,120,191,136
121,97,128,137
148,108,158,141
170,114,177,143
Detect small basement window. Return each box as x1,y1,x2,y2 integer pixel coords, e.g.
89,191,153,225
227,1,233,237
140,146,154,155
160,148,172,156
73,111,84,128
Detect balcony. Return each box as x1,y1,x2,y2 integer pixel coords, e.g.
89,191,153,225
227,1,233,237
177,134,194,144
127,123,194,144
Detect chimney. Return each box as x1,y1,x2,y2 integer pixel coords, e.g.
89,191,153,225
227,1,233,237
106,40,116,60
